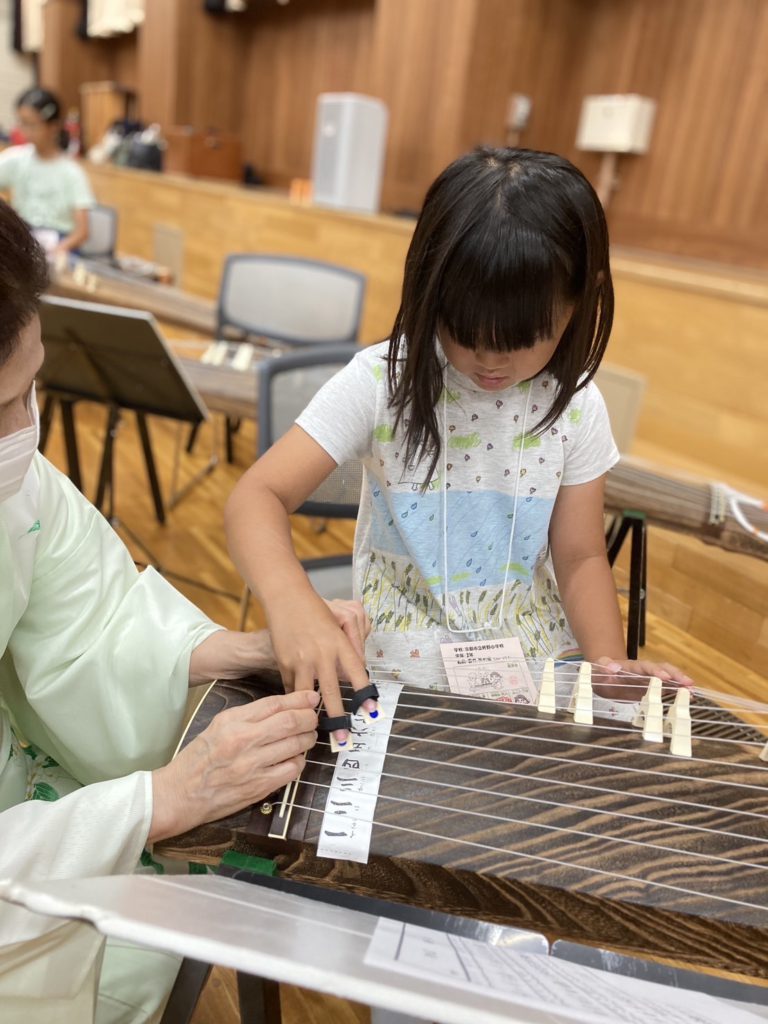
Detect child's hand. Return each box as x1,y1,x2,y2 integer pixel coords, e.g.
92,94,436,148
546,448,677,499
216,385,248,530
322,599,371,661
269,591,372,746
592,656,694,702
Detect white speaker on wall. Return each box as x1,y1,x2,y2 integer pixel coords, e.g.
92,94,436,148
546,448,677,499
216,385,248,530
311,93,389,215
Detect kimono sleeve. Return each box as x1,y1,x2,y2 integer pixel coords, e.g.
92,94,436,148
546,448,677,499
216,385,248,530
6,459,220,785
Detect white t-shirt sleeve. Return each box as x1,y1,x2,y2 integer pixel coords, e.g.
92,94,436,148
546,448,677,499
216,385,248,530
560,381,620,486
67,161,96,209
0,146,22,189
295,346,382,465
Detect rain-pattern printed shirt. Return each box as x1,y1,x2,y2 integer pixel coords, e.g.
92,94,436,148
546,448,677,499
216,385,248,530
296,341,619,688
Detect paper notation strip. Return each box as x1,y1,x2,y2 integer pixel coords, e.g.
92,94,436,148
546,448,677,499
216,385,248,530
317,682,403,864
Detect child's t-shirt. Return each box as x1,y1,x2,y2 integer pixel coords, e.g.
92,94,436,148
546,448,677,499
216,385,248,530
296,341,619,688
0,144,95,233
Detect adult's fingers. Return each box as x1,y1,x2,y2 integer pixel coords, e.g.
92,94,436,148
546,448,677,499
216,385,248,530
256,756,310,798
253,729,318,769
239,689,320,723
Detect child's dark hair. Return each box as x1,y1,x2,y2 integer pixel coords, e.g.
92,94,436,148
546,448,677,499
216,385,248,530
16,87,61,123
16,87,67,150
0,201,49,368
387,147,614,481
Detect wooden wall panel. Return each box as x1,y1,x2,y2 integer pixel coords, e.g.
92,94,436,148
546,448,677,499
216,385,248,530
565,0,768,267
39,0,768,267
175,6,248,135
367,0,479,211
39,0,113,110
459,0,585,157
239,0,374,186
85,163,411,344
135,0,185,127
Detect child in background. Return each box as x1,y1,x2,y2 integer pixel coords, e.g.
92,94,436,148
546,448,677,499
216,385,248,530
225,147,692,741
0,87,94,255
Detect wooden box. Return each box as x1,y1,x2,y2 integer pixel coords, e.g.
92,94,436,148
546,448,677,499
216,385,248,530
164,126,242,182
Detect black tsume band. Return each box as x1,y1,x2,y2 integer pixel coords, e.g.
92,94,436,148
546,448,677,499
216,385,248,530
317,713,352,733
350,683,380,715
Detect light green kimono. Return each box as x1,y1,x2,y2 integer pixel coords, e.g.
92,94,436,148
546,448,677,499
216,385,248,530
0,453,221,1022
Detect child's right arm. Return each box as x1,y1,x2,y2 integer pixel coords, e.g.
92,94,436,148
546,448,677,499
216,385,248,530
224,424,370,737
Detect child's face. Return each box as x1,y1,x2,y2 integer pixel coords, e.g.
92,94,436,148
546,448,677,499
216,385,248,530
17,106,59,151
439,308,571,392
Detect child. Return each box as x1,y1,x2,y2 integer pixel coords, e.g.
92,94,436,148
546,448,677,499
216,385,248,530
225,147,692,741
0,87,94,254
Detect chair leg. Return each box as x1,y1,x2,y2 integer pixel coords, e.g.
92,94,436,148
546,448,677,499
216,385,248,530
186,422,201,454
159,958,213,1024
225,417,242,464
626,516,647,659
136,412,166,525
607,514,632,566
639,518,648,649
60,399,83,492
237,972,282,1024
38,394,56,453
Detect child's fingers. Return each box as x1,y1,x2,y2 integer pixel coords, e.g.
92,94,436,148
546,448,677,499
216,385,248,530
316,660,351,747
326,599,370,659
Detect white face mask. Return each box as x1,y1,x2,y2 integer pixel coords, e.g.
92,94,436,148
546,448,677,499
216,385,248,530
0,384,40,504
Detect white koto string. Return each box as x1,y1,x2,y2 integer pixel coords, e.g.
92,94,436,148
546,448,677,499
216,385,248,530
369,673,768,720
369,663,768,715
302,767,768,871
359,701,768,779
272,789,768,915
306,749,768,844
388,696,768,746
337,716,768,786
327,741,768,823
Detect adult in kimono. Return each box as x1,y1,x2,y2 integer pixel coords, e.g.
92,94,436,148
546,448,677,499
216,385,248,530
0,203,368,1023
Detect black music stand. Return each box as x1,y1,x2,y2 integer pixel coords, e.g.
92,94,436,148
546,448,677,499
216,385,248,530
38,296,213,564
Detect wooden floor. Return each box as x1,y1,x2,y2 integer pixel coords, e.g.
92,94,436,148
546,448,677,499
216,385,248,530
41,390,767,1024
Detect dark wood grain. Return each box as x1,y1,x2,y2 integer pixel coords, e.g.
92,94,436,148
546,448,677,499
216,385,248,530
160,676,768,977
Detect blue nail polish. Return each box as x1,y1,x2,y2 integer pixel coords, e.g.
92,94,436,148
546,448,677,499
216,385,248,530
369,710,379,719
338,740,347,747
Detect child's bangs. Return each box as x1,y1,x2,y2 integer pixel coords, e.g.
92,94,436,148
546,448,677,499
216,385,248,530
438,224,571,352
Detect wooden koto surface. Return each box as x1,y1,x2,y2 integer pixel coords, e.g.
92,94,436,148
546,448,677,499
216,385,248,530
161,676,768,980
605,458,768,562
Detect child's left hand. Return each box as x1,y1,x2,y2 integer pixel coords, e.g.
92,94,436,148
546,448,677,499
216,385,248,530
592,656,694,702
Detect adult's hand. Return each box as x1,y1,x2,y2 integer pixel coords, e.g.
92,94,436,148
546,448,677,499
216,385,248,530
149,689,319,842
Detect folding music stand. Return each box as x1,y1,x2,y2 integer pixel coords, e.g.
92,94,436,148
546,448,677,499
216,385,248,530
38,296,214,562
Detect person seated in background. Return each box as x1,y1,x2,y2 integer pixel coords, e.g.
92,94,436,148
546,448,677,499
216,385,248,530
0,87,94,255
0,201,369,1022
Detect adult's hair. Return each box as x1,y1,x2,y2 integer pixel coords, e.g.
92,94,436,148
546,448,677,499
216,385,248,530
387,146,614,482
0,201,49,367
16,86,62,123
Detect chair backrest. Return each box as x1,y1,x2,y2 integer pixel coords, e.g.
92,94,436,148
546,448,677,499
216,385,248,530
78,204,118,259
258,344,363,518
218,254,366,346
594,362,647,454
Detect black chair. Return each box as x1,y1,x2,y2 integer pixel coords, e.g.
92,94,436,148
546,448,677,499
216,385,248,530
78,203,118,260
189,255,366,463
239,343,363,628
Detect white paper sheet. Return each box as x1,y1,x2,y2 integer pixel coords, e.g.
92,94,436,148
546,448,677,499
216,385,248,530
317,681,403,863
439,636,537,703
365,919,766,1024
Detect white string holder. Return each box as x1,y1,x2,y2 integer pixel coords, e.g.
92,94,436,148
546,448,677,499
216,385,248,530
537,657,557,714
568,661,594,725
632,676,665,742
665,687,692,758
